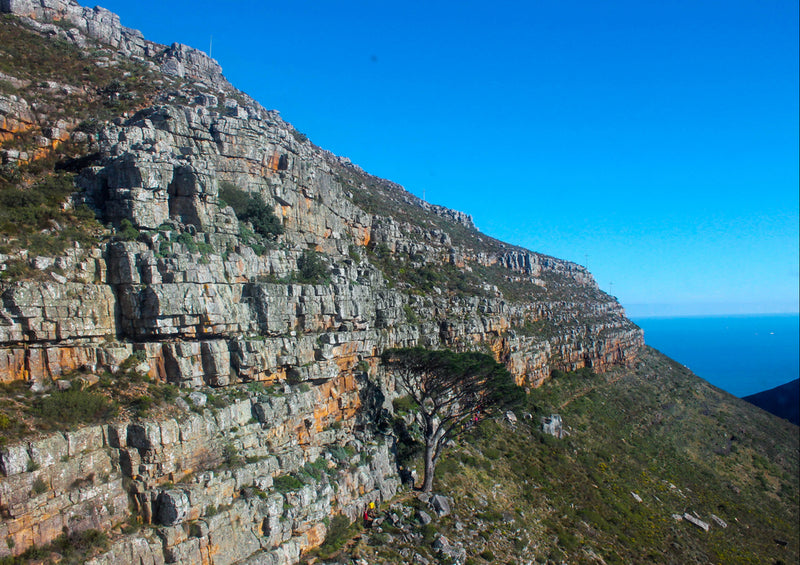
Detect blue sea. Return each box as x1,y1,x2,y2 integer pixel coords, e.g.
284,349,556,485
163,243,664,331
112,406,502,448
631,314,799,398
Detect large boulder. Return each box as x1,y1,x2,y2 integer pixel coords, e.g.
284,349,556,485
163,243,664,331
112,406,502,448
155,489,191,526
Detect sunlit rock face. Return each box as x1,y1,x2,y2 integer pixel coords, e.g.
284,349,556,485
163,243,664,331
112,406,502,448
0,1,642,562
0,93,642,387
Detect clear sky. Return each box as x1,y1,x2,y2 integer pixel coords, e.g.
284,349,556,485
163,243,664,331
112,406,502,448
96,0,799,317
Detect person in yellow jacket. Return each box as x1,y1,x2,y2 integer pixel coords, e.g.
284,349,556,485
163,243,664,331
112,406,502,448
363,502,378,528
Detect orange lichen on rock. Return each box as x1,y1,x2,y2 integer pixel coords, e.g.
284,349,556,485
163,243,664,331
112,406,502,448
348,224,370,247
266,152,280,171
0,345,106,383
0,348,28,383
311,373,360,433
300,523,327,553
332,342,360,372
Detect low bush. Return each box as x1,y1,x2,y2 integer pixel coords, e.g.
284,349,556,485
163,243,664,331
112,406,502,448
273,474,304,493
31,477,48,495
329,444,356,463
31,388,117,428
176,231,198,253
221,442,244,469
219,182,283,239
117,219,139,241
129,395,153,418
392,395,417,415
295,249,329,284
316,514,353,557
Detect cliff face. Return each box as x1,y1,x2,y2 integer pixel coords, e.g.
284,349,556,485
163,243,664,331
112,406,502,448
0,2,643,562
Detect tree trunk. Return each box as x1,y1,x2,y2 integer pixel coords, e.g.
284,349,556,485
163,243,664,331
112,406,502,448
422,415,440,492
422,441,435,492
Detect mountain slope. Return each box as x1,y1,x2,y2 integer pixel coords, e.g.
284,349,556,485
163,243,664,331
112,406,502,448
0,2,796,565
744,378,800,425
325,348,799,564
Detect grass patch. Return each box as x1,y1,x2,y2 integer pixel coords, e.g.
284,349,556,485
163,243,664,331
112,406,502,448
0,172,103,270
0,528,109,565
310,514,357,560
273,474,304,493
30,388,117,428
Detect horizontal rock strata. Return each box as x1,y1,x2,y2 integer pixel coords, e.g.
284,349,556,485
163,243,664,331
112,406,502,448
0,1,643,562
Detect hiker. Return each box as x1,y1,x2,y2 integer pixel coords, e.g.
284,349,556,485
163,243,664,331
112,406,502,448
363,502,377,528
399,465,414,487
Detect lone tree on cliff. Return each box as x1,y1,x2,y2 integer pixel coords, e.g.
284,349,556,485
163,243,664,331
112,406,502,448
382,347,525,492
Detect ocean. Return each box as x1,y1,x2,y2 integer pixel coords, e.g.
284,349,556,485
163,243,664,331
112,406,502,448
631,314,799,398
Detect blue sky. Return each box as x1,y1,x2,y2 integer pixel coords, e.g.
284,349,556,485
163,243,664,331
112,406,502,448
98,0,799,317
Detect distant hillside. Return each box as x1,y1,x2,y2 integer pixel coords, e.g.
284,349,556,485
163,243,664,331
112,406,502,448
744,379,800,425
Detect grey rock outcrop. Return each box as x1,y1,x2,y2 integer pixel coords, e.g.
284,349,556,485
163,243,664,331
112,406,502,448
1,384,399,565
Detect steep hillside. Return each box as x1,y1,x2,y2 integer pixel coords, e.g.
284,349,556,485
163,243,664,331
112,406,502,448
324,348,799,564
0,2,796,565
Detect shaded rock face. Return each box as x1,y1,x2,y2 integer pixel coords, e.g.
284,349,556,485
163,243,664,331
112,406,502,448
0,1,643,563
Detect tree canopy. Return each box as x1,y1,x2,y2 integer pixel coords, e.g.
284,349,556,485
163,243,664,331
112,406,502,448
382,347,525,492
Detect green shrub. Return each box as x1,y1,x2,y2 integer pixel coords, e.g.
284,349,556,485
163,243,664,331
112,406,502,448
176,231,198,253
196,241,214,255
329,445,356,462
434,456,459,479
317,514,352,557
291,129,308,144
273,474,304,493
129,395,153,418
476,509,503,522
296,249,329,283
392,395,417,415
31,477,48,495
420,523,438,545
299,458,329,482
221,443,243,469
118,219,139,241
148,382,179,404
479,549,495,561
205,393,229,409
556,527,579,551
348,244,360,262
403,304,419,324
219,182,283,239
119,350,146,373
31,388,117,428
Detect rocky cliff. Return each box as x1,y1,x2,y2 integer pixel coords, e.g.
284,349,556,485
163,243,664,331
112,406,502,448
0,2,643,563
